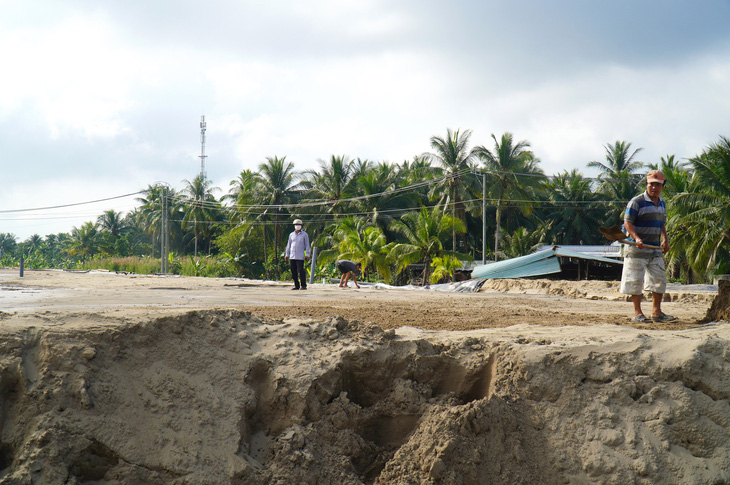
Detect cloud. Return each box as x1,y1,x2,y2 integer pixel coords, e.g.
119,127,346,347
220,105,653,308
2,0,730,241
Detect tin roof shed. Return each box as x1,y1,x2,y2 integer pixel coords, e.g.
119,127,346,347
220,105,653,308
471,246,623,280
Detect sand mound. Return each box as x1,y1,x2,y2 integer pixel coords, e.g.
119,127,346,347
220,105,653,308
702,279,730,323
2,309,730,484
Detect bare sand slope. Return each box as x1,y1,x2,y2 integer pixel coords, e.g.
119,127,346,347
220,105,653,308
1,270,729,484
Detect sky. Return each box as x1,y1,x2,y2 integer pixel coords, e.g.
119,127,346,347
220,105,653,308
2,0,730,241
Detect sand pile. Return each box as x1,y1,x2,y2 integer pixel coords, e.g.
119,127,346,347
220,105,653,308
2,307,730,484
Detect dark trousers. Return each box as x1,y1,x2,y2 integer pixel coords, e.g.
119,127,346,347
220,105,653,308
290,259,307,288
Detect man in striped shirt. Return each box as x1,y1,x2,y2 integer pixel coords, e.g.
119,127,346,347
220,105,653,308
620,170,675,323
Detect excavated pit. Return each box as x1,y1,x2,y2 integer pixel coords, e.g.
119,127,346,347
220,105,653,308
1,310,730,484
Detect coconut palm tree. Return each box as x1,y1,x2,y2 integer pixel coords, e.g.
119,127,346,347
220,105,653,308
181,175,222,256
0,233,18,259
68,222,101,262
588,140,645,222
588,140,644,174
474,132,544,260
136,185,185,257
224,169,260,222
353,162,417,234
257,156,299,268
541,169,603,245
97,209,127,239
334,221,393,282
655,155,691,197
389,205,466,285
425,129,479,252
302,155,357,213
399,155,439,185
671,136,730,278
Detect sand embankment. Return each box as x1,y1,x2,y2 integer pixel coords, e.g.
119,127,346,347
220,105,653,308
1,269,728,484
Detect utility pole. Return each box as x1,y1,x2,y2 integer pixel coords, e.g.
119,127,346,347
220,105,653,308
482,171,487,265
159,184,169,274
199,115,207,180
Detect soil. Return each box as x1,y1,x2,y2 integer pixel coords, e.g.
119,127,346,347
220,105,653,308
0,269,728,484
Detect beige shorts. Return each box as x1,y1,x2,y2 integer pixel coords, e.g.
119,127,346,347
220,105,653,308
620,254,667,295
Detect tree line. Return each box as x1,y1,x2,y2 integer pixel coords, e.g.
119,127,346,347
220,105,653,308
2,130,729,285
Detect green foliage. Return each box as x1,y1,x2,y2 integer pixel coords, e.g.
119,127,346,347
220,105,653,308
266,254,292,281
318,217,393,282
215,224,265,278
389,205,467,285
475,132,544,259
168,252,182,274
670,136,730,282
587,140,646,223
500,227,546,260
429,255,462,284
540,169,603,245
80,257,160,274
13,130,726,284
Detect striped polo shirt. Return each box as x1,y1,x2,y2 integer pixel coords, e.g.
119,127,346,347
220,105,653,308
623,191,666,247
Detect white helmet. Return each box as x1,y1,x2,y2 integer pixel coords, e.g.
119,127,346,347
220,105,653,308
293,219,303,225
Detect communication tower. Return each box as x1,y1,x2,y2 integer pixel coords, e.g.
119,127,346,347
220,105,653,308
199,115,208,179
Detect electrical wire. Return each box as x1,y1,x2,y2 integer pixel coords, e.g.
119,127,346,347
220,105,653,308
0,192,144,213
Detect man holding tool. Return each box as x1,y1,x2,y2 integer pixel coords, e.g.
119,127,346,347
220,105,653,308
620,170,675,323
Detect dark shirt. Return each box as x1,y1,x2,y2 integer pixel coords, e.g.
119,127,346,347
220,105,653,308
336,260,358,274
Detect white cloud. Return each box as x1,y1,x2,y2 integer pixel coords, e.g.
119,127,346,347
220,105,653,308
2,0,730,241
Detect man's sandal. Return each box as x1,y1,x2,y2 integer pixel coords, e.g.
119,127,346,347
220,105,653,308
652,313,677,322
632,315,651,323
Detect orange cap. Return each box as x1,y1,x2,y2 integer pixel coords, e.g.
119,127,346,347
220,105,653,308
646,170,665,185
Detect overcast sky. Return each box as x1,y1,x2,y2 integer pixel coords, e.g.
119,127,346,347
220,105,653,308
2,0,730,241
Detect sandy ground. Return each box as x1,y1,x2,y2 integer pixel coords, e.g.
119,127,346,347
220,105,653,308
0,269,715,330
1,269,729,484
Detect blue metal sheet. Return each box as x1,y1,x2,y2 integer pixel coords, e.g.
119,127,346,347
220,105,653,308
471,246,622,280
471,249,562,279
552,247,624,265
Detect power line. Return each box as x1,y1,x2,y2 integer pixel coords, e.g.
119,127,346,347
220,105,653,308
0,191,144,214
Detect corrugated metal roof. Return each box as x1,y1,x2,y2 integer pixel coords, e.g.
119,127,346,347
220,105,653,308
536,244,622,259
471,246,622,280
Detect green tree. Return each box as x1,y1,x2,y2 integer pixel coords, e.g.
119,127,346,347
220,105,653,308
0,233,18,259
426,128,479,252
650,155,693,281
501,227,547,259
181,175,222,257
14,235,42,267
389,206,466,285
224,169,260,221
320,217,393,282
671,136,730,279
354,162,416,234
302,154,357,215
399,155,439,188
97,209,128,255
587,140,645,222
541,169,603,245
97,209,127,239
655,155,691,197
136,185,185,257
68,222,102,262
257,156,298,269
475,132,544,260
429,255,462,284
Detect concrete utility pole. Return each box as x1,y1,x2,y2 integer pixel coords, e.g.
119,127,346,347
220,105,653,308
159,184,169,274
482,172,487,265
199,115,207,180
